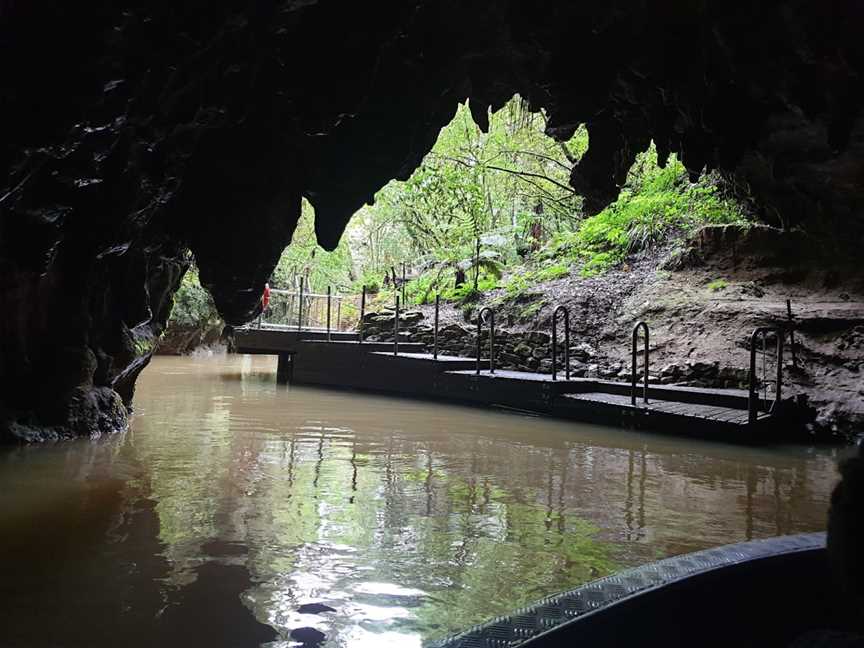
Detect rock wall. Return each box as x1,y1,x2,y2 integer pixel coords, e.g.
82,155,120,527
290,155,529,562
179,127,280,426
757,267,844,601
2,1,863,439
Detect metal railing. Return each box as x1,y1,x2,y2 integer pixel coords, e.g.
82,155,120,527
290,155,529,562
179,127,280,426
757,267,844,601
433,294,440,360
394,296,400,355
358,285,366,344
748,326,784,424
256,285,352,332
297,277,305,332
476,307,496,375
631,321,650,405
551,305,570,381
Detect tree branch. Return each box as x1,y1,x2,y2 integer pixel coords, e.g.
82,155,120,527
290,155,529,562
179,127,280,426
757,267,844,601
485,164,576,195
500,149,572,172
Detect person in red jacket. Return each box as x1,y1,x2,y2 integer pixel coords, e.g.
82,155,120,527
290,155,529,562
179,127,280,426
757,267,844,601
258,283,271,328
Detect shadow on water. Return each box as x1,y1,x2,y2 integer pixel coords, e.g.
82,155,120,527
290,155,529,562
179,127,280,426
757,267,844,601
0,443,277,648
158,561,278,647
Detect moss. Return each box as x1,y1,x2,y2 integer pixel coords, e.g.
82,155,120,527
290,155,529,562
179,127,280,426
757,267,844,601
519,300,546,320
532,263,570,282
707,278,729,292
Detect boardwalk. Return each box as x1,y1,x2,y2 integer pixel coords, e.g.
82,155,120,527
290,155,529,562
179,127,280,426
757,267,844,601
233,323,783,444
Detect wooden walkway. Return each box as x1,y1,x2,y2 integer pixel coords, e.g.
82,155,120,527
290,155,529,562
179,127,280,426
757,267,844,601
232,326,777,443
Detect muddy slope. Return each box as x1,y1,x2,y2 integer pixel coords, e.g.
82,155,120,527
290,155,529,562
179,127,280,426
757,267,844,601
421,225,864,440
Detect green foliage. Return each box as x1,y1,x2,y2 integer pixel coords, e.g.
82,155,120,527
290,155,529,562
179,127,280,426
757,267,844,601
272,199,356,293
504,271,530,298
167,98,753,338
500,262,568,303
534,146,748,278
519,299,546,319
443,274,500,303
168,267,221,329
404,270,443,305
532,263,570,282
707,278,729,292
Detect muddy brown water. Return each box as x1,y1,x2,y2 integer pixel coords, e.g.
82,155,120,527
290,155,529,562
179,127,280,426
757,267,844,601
0,355,841,647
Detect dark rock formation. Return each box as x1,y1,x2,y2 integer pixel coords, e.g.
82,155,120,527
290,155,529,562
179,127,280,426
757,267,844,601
2,1,863,439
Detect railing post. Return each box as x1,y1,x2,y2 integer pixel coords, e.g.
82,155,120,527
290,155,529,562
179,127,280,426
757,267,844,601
749,328,762,424
433,294,440,360
336,297,342,332
552,306,570,381
297,276,305,332
786,299,797,368
776,329,784,406
401,262,407,304
631,322,649,405
394,296,400,356
476,307,495,375
748,326,785,424
359,285,366,344
326,286,332,342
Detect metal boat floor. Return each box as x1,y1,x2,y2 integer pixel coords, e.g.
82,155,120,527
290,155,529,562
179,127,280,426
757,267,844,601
560,392,752,424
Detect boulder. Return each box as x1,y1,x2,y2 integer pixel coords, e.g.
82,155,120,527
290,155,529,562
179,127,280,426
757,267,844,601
514,343,533,358
571,342,598,361
527,331,551,345
499,352,522,366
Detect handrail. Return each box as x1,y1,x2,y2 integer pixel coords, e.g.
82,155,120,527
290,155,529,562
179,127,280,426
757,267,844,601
297,275,305,332
358,285,366,344
552,305,570,381
476,307,495,375
433,294,440,360
394,296,400,356
259,285,349,331
326,286,332,342
631,321,649,405
748,326,784,424
270,288,344,301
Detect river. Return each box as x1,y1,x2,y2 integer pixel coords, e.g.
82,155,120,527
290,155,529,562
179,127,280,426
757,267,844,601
0,354,840,647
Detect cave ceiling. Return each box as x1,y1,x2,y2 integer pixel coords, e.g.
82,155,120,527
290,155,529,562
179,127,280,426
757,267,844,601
2,1,862,321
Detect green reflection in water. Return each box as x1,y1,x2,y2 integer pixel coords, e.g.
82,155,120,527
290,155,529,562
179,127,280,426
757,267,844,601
109,355,834,646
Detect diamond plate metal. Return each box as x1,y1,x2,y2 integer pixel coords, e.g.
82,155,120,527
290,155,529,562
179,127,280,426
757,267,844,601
431,532,826,648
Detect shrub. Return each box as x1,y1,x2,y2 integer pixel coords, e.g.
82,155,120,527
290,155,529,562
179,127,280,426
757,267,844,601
168,268,221,330
707,278,729,292
532,263,570,282
504,272,529,298
543,151,750,278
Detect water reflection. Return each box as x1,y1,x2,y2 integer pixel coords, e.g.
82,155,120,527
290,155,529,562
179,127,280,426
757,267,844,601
0,355,838,647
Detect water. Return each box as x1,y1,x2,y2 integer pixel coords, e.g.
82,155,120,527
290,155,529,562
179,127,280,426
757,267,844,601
0,355,840,647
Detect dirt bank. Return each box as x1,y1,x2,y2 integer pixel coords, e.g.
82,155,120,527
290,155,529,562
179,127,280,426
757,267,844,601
416,225,864,441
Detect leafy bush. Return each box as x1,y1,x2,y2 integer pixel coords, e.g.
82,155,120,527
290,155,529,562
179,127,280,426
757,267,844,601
504,271,529,298
579,252,620,277
442,274,500,303
707,278,729,292
535,150,749,278
519,299,546,320
168,268,221,329
532,263,570,282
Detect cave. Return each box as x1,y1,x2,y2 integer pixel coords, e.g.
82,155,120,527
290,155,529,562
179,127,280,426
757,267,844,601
1,0,863,441
2,3,864,646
